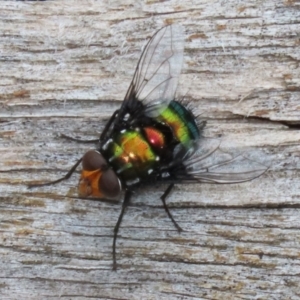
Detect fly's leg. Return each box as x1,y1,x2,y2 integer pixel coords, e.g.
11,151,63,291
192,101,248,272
112,190,131,270
59,109,120,144
27,110,120,188
160,183,182,232
100,109,119,142
60,133,99,143
27,157,83,188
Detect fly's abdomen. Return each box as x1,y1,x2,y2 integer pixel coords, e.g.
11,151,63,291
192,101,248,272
159,100,200,147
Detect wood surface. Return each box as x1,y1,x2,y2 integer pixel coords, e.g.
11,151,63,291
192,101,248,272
1,1,300,299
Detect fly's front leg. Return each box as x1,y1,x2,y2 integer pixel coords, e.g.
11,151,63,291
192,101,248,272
112,189,131,270
59,109,120,144
160,183,182,232
27,157,83,188
60,133,99,143
100,109,119,142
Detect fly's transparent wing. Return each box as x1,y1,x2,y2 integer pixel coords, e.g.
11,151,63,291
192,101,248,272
133,24,184,104
175,137,269,184
117,24,184,122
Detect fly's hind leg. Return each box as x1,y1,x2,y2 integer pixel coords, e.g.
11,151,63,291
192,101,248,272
160,183,182,232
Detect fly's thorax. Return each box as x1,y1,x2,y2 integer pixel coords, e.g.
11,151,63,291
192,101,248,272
78,150,122,199
101,128,162,185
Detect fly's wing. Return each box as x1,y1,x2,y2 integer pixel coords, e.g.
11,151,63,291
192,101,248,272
172,137,269,184
114,24,184,126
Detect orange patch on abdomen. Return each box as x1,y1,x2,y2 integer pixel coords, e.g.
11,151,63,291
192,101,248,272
144,127,165,150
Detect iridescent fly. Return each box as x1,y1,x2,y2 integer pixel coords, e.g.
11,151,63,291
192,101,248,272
29,25,267,270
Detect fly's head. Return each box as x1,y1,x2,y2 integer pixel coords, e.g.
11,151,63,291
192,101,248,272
78,150,122,199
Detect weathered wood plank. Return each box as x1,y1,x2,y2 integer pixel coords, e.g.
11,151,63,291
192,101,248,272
1,0,300,299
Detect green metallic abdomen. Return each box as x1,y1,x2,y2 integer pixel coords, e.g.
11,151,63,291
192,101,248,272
158,100,200,146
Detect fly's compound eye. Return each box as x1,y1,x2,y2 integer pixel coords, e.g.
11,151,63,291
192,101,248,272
82,150,107,171
79,150,121,199
99,169,122,199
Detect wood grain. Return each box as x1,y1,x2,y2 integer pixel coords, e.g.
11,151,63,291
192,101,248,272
1,1,300,299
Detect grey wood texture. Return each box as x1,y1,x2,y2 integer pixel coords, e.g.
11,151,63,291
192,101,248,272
0,1,300,299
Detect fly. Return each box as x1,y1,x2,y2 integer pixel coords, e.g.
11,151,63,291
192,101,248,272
28,24,268,270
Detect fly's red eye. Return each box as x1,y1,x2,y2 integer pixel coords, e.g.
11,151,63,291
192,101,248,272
99,169,121,199
82,150,106,171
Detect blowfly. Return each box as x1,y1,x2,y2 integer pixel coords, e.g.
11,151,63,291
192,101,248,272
29,24,267,270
